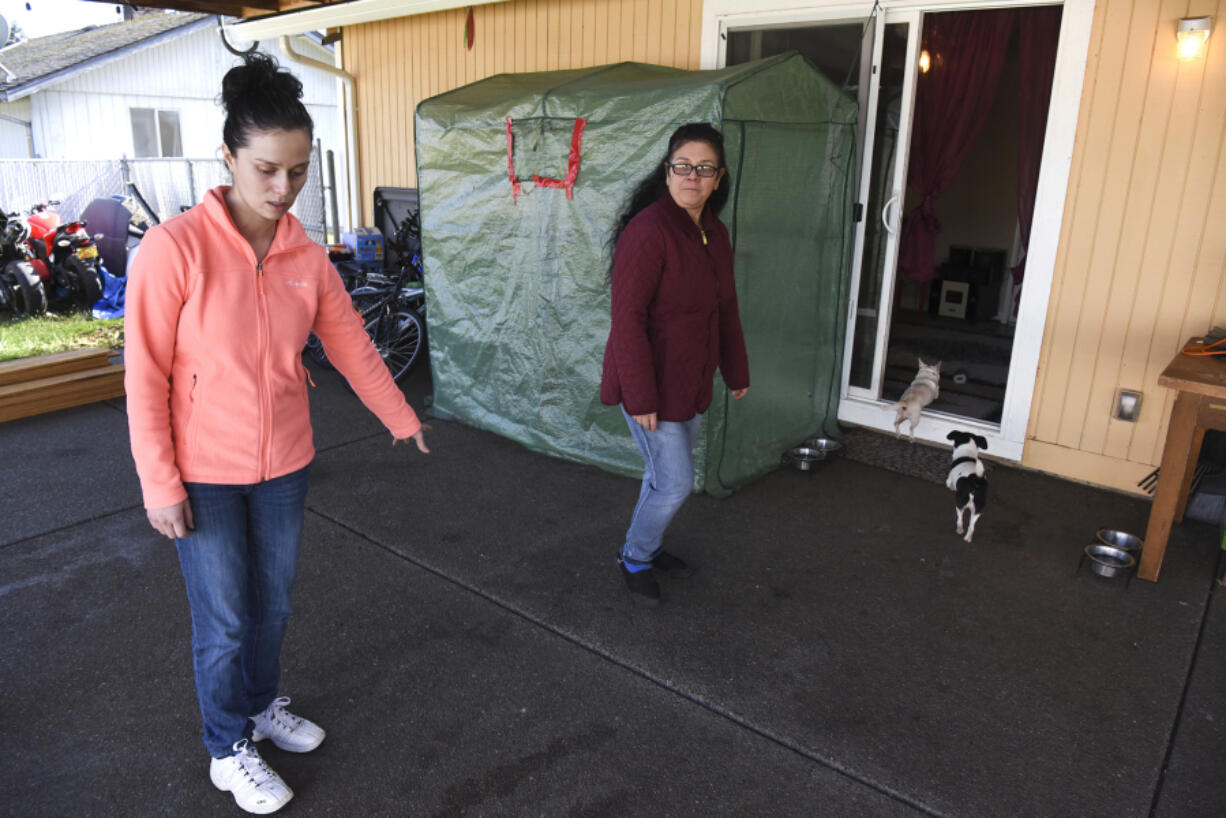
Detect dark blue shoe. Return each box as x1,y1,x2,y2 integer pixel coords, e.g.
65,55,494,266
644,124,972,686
652,550,694,579
619,561,660,606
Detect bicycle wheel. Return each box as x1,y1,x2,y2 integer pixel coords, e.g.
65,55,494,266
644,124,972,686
369,306,424,382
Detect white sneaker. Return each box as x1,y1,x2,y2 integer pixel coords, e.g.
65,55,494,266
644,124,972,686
250,696,326,753
209,739,293,815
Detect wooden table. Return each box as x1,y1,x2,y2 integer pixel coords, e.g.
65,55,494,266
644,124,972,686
1137,338,1226,581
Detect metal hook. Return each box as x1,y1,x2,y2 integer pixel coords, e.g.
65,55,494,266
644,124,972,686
217,15,259,57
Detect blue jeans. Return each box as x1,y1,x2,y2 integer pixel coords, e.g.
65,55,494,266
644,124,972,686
175,465,311,758
620,406,702,568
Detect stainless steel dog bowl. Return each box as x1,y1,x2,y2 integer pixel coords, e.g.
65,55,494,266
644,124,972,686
801,437,843,456
1083,544,1136,578
1096,528,1143,554
783,446,826,471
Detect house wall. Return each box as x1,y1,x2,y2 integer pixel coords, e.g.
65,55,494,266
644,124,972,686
13,27,349,228
30,28,342,158
1022,0,1226,494
342,0,704,222
343,0,1225,495
0,98,33,157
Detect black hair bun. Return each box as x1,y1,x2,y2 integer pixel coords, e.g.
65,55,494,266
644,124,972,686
221,51,304,115
219,50,314,150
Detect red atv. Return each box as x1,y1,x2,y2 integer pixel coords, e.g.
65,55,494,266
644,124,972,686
23,202,104,311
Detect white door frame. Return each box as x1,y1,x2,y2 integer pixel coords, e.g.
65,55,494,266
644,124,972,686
702,0,1095,462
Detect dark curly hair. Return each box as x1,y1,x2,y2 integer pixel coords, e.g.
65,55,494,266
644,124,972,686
607,123,730,270
220,51,314,153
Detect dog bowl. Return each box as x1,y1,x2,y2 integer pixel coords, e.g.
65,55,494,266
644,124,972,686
783,446,826,471
1083,544,1136,578
1096,529,1143,554
801,437,843,456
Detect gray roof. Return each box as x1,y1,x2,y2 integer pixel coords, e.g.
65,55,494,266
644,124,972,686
0,12,214,102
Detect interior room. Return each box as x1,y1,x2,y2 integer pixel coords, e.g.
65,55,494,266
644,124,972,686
883,8,1060,425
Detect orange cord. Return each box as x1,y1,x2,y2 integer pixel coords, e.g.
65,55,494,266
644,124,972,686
1181,337,1226,356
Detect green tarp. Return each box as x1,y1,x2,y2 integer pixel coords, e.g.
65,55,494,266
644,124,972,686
415,53,857,495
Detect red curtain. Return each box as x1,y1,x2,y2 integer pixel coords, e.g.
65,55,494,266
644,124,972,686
1011,5,1063,287
898,10,1016,283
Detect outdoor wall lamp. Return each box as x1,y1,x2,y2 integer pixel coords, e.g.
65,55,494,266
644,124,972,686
1176,17,1212,60
1114,389,1143,422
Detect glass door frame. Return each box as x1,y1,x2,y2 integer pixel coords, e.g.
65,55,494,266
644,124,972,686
704,0,1096,462
842,9,921,404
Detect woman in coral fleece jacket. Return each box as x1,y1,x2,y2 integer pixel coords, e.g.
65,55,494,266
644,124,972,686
600,123,750,608
125,54,427,815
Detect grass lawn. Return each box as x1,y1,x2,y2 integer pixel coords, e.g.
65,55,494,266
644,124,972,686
0,312,123,362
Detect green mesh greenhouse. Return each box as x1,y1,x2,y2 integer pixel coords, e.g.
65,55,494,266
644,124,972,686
415,53,857,495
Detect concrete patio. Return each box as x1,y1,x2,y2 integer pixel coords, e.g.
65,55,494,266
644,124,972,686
3,361,1224,816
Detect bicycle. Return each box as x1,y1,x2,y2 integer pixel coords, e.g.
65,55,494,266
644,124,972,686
305,211,426,383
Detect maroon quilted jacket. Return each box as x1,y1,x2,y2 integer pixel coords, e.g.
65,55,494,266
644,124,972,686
600,194,750,421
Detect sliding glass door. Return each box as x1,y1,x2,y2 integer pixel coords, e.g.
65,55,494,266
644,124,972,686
724,7,923,415
843,11,921,402
717,0,1090,461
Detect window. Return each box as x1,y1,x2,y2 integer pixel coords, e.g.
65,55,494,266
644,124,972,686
130,108,183,157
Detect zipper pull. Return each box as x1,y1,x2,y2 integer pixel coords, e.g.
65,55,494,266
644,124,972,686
699,227,708,246
257,261,263,276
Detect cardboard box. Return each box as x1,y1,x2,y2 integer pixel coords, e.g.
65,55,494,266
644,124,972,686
341,226,384,262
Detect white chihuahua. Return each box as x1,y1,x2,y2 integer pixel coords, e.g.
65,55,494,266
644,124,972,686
892,359,941,441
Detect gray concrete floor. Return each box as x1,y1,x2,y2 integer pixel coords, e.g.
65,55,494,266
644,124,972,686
3,362,1225,817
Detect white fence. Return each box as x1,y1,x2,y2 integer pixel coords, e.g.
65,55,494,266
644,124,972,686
0,146,330,242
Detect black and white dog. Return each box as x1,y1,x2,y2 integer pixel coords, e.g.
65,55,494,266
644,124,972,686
945,431,988,543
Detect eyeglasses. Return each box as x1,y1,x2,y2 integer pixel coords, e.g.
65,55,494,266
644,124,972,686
666,162,720,178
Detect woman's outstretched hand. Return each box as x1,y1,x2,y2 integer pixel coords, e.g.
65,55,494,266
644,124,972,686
147,499,194,540
632,412,658,432
731,388,749,400
393,425,431,453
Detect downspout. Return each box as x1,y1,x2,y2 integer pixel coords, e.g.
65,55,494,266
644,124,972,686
280,34,360,232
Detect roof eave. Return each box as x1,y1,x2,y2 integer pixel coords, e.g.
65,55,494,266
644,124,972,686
0,15,218,103
226,0,507,39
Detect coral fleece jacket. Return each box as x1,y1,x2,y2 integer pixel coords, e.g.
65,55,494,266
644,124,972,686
126,187,421,510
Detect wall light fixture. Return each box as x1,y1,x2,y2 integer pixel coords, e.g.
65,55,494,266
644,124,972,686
1177,17,1212,60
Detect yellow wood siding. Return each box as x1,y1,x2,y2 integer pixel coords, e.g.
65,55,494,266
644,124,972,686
1024,0,1226,494
342,0,702,221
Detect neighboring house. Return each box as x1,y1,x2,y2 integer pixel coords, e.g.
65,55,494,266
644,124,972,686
104,0,1226,499
0,11,349,226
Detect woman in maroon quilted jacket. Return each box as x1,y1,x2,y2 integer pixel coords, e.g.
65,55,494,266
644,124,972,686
600,123,750,606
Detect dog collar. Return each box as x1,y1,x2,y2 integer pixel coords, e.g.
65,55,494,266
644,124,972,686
950,456,979,468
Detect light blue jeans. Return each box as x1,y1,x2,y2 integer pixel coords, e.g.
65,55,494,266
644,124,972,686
175,465,311,758
620,406,702,568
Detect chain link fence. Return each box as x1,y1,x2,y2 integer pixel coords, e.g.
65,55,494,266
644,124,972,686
0,143,329,242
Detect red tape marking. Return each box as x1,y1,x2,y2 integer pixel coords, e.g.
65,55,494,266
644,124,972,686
505,116,522,198
506,117,586,200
